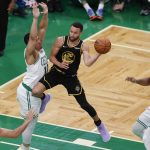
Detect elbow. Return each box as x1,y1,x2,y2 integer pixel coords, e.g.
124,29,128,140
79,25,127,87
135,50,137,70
11,131,20,138
49,56,54,63
84,62,92,67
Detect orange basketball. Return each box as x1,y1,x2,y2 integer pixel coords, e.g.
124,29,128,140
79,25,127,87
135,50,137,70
94,38,111,54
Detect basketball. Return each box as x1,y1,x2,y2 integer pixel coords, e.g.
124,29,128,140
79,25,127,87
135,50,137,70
94,38,111,54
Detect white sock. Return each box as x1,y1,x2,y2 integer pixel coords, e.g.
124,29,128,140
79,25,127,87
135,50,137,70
143,128,150,150
21,144,29,150
98,1,104,10
83,3,92,11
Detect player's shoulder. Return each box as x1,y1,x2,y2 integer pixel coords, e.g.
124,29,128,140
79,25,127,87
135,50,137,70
56,36,64,41
55,36,65,46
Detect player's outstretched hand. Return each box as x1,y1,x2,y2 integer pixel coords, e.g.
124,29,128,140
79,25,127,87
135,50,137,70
59,61,69,70
125,77,136,83
32,2,40,19
25,109,36,123
39,2,48,14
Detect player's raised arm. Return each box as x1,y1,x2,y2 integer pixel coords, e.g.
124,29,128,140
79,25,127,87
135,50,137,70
39,2,48,42
25,3,40,58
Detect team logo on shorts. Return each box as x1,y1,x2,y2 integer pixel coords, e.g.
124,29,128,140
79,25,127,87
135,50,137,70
62,51,75,64
75,85,80,92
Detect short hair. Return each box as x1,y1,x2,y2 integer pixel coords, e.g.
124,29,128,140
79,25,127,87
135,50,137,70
24,33,30,45
71,22,83,32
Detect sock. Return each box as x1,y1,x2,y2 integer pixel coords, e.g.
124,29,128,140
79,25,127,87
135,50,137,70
83,3,92,11
82,3,95,17
98,1,104,10
21,144,29,150
41,93,45,100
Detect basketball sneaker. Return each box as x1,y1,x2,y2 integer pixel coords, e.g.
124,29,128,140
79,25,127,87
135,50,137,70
97,122,111,142
40,94,51,113
90,16,98,21
17,147,22,150
17,144,30,150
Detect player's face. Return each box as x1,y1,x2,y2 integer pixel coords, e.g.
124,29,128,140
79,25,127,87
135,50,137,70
35,36,42,50
69,26,81,42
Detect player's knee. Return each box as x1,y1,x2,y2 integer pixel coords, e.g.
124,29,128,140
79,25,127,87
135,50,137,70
32,88,38,96
32,83,45,96
32,86,41,96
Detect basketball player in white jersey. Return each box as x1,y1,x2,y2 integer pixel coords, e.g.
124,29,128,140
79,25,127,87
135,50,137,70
17,2,51,150
126,76,150,150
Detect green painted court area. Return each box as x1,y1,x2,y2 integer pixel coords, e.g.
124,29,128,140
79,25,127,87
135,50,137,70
0,115,145,150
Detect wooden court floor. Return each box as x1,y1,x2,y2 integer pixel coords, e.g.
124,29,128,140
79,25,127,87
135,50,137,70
0,25,150,142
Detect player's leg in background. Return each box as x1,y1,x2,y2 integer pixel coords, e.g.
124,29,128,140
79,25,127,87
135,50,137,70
96,0,104,18
78,0,96,20
17,84,41,150
74,89,110,142
19,117,38,150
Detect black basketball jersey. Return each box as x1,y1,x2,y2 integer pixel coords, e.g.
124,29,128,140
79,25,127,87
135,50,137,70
53,36,83,75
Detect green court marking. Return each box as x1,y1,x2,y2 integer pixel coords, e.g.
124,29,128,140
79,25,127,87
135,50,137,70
0,115,145,150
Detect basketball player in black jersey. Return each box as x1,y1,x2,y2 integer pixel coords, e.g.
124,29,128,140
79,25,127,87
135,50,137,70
32,22,111,142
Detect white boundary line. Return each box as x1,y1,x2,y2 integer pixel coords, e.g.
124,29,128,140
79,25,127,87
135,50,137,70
0,25,112,88
84,25,113,42
87,39,150,53
1,24,148,89
0,25,145,145
0,73,25,88
112,25,150,34
0,113,142,143
32,134,111,150
1,24,149,89
0,141,39,150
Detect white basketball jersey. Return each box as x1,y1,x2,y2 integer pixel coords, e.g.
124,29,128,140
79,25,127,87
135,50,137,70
23,48,48,88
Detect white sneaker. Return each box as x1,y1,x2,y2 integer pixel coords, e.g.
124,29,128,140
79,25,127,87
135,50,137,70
17,147,22,150
17,145,30,150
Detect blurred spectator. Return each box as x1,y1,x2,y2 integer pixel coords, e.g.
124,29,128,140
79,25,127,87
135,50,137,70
0,0,16,57
113,0,126,12
140,0,150,16
13,0,27,17
47,0,63,12
78,0,104,21
36,0,47,4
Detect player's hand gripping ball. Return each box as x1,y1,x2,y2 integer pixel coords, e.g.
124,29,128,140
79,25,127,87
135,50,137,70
94,38,111,54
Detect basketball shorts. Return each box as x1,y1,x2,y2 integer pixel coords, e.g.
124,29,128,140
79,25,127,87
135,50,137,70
39,67,83,96
17,83,41,118
137,107,150,128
